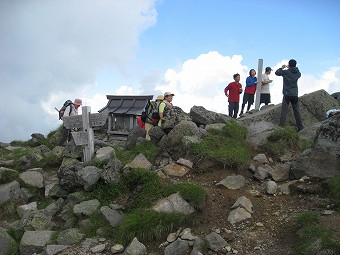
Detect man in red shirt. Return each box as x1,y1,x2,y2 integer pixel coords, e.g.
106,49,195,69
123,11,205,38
224,73,243,118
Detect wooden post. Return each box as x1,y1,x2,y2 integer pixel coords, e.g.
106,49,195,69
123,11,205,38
254,59,263,111
82,106,94,163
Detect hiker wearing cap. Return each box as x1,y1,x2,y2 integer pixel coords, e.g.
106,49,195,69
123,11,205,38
275,59,304,131
158,92,174,127
260,67,273,107
57,98,82,146
144,95,164,140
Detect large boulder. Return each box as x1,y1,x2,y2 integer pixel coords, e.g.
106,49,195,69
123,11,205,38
161,106,191,130
190,105,231,125
0,228,18,255
239,90,339,128
164,120,201,147
290,114,340,179
125,127,146,150
57,158,83,191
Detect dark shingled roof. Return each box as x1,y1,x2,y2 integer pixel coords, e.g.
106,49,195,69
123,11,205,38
98,95,153,115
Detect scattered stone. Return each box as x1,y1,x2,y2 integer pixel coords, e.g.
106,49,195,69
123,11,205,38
204,232,228,252
19,169,44,188
266,180,278,195
73,199,100,216
91,243,106,253
123,237,147,255
111,244,124,253
253,154,269,164
216,175,245,190
153,192,195,215
162,163,190,177
125,153,152,170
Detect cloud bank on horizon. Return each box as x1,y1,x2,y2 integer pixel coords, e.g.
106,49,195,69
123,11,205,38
1,0,339,143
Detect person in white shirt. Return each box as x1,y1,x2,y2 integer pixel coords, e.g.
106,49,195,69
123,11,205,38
57,98,82,146
260,67,273,107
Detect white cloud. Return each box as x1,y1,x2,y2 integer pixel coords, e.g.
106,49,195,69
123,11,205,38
0,0,157,143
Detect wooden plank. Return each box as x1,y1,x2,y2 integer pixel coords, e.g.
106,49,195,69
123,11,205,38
63,115,83,129
71,131,88,146
89,112,108,127
82,106,94,163
254,59,264,111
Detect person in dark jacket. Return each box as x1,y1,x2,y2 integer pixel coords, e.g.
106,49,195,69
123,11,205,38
275,59,304,131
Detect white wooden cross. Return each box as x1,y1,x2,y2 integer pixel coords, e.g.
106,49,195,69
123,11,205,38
63,106,108,163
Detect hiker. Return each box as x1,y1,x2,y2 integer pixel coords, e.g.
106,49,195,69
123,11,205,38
275,59,304,131
144,95,164,140
260,67,273,107
240,69,257,115
57,98,82,146
224,73,243,118
158,92,174,127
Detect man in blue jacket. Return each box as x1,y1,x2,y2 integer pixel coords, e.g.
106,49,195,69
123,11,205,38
275,59,304,131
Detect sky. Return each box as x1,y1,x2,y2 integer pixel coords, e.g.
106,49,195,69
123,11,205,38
1,0,340,143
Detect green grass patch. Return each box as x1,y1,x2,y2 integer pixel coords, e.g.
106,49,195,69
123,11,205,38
115,209,188,244
0,201,19,222
120,168,165,209
115,142,158,165
87,181,122,206
165,182,207,210
82,212,114,239
295,212,340,254
329,175,340,208
262,126,301,156
190,121,250,170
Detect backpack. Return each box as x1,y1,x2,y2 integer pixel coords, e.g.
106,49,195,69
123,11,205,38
58,100,73,120
141,100,161,125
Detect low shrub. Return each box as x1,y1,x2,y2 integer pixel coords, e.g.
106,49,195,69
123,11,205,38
190,122,250,170
294,212,340,254
115,209,188,244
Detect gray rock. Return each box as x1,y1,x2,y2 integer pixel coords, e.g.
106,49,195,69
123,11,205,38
149,126,166,143
153,192,195,215
17,202,38,218
111,244,125,253
95,146,115,164
123,237,147,255
164,238,190,255
291,114,340,179
216,175,245,190
253,166,270,181
266,180,278,195
231,196,253,213
77,166,101,191
20,210,55,231
73,199,100,216
45,183,69,198
253,154,269,164
43,245,70,255
57,158,83,191
161,106,191,130
0,181,23,205
203,232,228,252
228,207,252,225
19,170,44,188
244,121,277,147
0,228,18,255
100,206,124,227
125,127,146,150
205,123,226,132
20,230,55,255
91,243,106,253
101,158,123,184
190,105,230,125
190,237,205,255
0,167,19,183
125,153,152,170
176,158,193,169
267,163,290,182
57,228,84,245
165,120,201,147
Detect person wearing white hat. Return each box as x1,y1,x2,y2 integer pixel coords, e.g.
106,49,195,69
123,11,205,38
57,98,82,146
158,92,174,127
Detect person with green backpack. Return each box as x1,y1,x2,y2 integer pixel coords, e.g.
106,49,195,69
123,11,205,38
144,95,164,140
158,92,174,127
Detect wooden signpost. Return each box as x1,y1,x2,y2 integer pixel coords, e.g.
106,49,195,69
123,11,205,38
254,59,264,111
63,106,108,163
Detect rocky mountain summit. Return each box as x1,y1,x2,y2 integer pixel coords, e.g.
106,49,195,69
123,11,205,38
0,89,339,255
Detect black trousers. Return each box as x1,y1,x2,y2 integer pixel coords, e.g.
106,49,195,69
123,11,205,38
280,96,304,131
228,102,239,119
57,126,72,146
